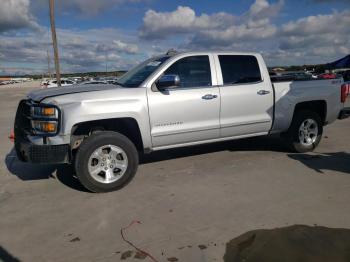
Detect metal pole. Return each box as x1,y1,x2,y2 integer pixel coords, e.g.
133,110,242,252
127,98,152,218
49,0,61,86
105,50,108,74
47,50,52,79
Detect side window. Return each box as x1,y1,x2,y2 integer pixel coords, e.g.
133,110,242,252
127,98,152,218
164,56,212,88
219,55,262,85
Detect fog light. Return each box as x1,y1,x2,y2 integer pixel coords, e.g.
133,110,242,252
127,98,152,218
31,121,58,134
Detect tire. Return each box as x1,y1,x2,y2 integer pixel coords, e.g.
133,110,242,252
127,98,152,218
282,110,323,153
75,131,138,193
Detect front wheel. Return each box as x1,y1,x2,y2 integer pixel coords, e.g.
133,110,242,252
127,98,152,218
75,131,139,193
283,110,323,153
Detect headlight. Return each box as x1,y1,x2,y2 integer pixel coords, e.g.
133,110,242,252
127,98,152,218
30,104,60,135
31,106,58,118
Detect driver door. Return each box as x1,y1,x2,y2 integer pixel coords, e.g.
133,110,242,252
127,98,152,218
147,55,220,148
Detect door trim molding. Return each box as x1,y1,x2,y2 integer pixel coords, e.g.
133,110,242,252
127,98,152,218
152,126,220,137
221,119,271,129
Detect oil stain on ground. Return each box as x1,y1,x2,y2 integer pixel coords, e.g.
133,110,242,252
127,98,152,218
134,251,147,260
198,244,207,250
224,225,350,262
121,250,133,260
69,237,80,242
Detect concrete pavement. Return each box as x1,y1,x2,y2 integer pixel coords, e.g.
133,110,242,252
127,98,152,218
0,82,350,261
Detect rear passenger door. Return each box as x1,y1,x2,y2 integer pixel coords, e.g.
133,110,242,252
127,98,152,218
215,54,274,138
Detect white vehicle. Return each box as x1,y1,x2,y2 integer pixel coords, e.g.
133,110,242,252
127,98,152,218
81,81,108,85
44,79,76,88
14,51,350,192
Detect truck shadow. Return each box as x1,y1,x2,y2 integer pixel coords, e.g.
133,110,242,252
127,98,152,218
5,148,88,192
288,152,350,175
140,134,286,164
224,225,350,262
5,136,286,191
0,246,21,262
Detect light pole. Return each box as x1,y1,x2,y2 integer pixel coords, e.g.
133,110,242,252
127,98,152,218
49,0,61,86
47,50,52,79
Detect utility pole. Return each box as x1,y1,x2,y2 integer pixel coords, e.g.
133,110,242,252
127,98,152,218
47,50,52,79
105,50,108,75
49,0,61,86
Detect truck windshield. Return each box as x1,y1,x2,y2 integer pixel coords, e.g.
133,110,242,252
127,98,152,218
116,56,170,87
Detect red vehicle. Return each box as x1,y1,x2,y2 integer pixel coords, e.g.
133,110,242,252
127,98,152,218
318,73,337,79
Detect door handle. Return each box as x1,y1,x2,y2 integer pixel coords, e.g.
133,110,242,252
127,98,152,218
202,94,218,100
257,90,270,95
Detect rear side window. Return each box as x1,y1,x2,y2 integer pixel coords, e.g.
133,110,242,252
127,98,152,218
218,55,262,85
164,56,212,88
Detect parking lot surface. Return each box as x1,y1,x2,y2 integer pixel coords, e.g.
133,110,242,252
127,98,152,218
1,82,350,261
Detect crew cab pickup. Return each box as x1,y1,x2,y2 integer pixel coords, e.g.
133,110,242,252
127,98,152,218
14,51,350,192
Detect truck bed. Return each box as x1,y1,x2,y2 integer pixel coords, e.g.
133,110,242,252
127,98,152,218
271,78,344,133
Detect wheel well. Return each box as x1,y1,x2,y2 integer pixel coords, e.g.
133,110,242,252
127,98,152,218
294,100,327,124
71,118,144,152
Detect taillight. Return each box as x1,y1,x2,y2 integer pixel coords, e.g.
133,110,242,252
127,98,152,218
341,84,350,103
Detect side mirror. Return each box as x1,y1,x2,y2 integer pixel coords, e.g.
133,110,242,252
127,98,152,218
157,74,180,90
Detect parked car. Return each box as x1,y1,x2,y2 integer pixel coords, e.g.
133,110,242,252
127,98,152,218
14,51,350,192
40,80,49,88
45,79,75,88
318,73,338,79
81,81,108,85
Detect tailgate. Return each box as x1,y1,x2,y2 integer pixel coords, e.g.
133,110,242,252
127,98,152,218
343,82,350,107
339,83,350,119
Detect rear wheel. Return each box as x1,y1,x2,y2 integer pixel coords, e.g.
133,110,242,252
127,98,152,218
75,131,138,193
283,110,323,153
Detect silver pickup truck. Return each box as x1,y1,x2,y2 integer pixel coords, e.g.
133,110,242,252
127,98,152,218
14,51,350,192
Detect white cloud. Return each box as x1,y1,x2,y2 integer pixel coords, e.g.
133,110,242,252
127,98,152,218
1,0,350,75
247,0,284,19
113,40,139,54
139,0,283,46
139,6,236,39
0,0,40,33
139,0,350,66
274,10,350,64
0,28,141,74
280,10,350,36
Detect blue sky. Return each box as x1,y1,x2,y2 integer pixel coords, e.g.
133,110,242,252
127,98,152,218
0,0,350,75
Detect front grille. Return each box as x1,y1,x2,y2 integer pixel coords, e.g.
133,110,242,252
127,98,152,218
14,99,32,140
14,100,69,163
14,100,32,160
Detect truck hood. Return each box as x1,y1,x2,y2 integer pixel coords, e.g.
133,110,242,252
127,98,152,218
28,84,118,102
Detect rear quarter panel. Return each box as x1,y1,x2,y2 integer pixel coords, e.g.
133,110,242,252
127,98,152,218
272,79,343,133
